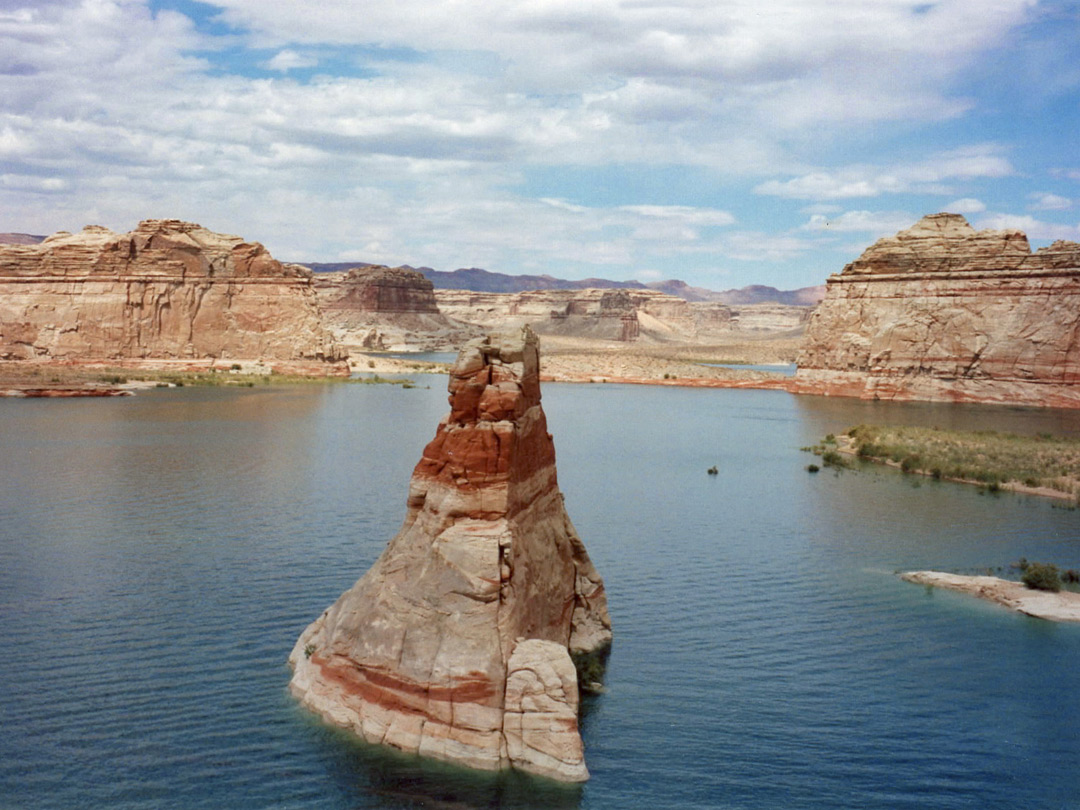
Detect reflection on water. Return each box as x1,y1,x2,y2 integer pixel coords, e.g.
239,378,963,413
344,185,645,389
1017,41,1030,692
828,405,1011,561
2,383,1080,809
319,730,582,810
793,393,1080,438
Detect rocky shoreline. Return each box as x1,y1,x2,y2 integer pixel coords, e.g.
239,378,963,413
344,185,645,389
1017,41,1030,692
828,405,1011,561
901,571,1080,622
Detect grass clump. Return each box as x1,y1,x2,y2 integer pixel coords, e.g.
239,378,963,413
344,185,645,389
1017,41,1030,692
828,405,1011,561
348,375,416,387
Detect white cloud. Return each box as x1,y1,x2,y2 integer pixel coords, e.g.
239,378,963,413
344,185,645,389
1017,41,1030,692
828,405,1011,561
1028,192,1072,211
617,205,735,227
975,213,1080,241
720,231,815,263
754,146,1014,200
0,173,69,191
800,203,843,215
944,197,986,214
0,0,1065,288
801,210,917,235
757,173,896,200
262,49,317,72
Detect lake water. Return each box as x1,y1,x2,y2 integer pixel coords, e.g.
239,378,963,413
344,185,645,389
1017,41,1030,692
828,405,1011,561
2,380,1080,809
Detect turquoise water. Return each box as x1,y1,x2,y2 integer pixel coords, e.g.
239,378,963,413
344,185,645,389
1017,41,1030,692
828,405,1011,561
2,382,1080,809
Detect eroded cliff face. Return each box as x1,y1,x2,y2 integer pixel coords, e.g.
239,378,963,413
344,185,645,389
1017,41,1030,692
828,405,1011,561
0,220,345,372
435,288,809,343
793,213,1080,407
313,265,479,352
316,265,441,315
288,327,611,782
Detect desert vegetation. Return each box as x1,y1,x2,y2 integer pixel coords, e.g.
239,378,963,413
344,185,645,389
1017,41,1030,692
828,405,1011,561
839,424,1080,499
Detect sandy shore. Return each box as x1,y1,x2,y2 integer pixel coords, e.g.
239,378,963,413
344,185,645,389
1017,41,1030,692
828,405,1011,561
1,334,803,395
351,334,801,390
901,571,1080,622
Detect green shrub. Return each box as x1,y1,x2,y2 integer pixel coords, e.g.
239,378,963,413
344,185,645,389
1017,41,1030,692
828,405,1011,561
806,464,820,473
821,450,848,469
900,454,920,473
1021,562,1062,592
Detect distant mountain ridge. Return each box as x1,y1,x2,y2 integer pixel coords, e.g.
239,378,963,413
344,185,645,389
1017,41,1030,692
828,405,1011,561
301,263,824,305
0,233,46,246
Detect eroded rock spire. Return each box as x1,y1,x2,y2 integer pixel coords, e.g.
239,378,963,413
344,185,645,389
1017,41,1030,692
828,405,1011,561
289,326,611,781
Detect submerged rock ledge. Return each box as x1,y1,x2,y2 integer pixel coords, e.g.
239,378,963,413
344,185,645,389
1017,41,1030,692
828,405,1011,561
289,326,611,782
901,571,1080,622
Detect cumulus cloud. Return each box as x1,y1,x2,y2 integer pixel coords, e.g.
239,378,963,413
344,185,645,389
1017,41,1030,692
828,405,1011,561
208,0,1032,128
0,0,1067,287
1028,192,1072,211
800,210,917,235
975,213,1080,241
755,146,1014,200
944,197,987,214
1,173,68,191
262,49,318,72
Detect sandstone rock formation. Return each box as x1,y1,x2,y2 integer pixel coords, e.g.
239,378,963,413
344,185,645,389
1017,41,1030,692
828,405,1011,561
289,326,611,781
314,265,481,352
435,288,809,344
0,220,345,373
793,213,1080,407
317,265,441,315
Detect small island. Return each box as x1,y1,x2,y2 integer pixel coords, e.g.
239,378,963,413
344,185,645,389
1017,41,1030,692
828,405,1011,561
812,424,1080,501
901,570,1080,623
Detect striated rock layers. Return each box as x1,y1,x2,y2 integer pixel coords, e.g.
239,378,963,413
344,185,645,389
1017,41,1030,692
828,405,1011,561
316,265,441,315
288,326,611,782
793,213,1080,407
0,220,345,372
314,265,480,352
436,288,810,343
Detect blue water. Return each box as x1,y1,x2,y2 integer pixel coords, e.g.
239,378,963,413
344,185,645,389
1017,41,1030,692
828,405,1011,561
2,383,1080,809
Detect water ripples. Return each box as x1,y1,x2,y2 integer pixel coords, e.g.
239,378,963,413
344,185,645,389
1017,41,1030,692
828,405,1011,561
3,385,1080,809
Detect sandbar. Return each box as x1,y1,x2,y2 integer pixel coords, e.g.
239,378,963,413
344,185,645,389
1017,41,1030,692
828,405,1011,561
901,571,1080,622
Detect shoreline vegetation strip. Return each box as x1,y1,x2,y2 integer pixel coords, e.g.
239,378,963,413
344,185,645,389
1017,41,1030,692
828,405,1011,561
807,424,1080,501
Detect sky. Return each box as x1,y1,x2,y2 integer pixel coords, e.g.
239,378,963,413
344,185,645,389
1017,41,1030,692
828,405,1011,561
1,0,1078,290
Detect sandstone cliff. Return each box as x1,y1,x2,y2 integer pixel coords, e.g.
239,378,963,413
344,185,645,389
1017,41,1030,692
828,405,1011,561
0,220,345,373
313,265,480,352
793,213,1080,407
289,327,611,781
436,288,809,344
